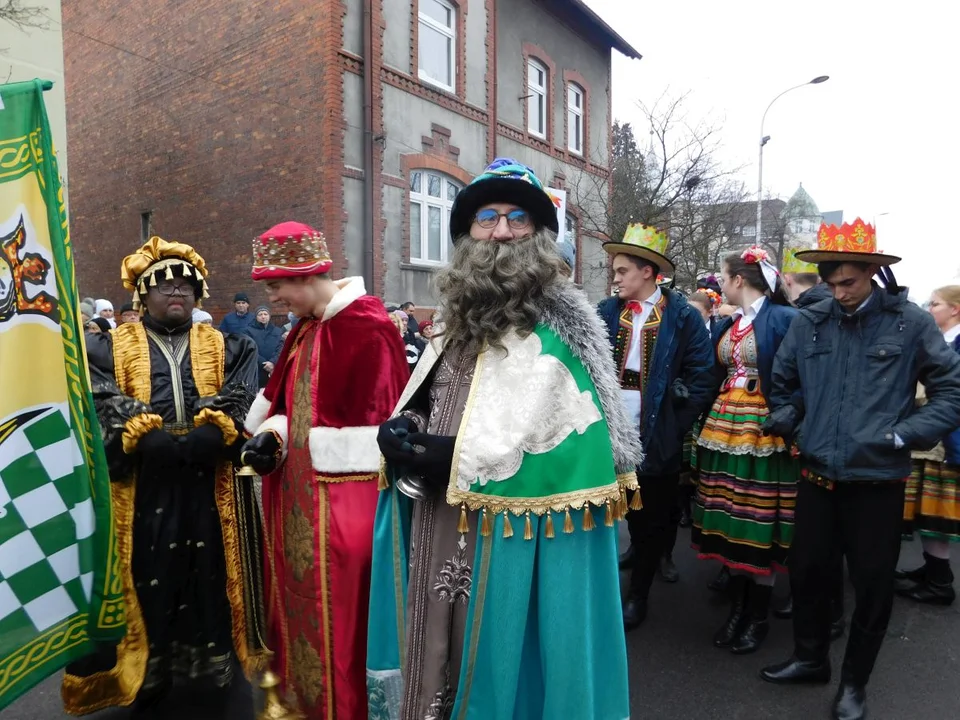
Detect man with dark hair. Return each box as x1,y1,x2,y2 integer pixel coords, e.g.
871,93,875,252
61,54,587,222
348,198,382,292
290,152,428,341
400,301,420,336
761,221,960,720
219,292,255,334
598,223,716,628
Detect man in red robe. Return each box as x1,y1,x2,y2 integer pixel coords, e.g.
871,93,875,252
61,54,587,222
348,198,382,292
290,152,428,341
239,222,408,719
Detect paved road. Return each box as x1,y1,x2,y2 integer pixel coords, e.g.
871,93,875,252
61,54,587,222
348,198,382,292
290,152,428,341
3,529,958,720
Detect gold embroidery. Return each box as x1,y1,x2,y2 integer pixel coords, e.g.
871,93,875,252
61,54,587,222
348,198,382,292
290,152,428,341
290,633,325,707
289,332,314,450
283,504,314,583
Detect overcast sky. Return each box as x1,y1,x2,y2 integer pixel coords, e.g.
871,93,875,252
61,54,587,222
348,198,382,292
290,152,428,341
587,0,958,301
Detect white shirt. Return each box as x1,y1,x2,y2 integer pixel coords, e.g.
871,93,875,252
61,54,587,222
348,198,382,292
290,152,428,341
732,295,766,330
620,287,662,429
945,324,960,345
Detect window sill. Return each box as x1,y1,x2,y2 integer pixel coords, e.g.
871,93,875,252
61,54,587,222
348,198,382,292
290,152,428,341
418,73,456,96
401,261,445,273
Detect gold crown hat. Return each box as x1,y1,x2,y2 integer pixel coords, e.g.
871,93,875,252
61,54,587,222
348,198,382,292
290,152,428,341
603,223,675,276
781,247,820,275
796,218,900,265
121,236,210,312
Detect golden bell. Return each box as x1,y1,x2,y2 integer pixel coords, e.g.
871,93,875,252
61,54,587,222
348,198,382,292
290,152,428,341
257,661,305,720
237,465,259,477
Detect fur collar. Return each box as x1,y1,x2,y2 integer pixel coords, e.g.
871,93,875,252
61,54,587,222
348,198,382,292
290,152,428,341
322,276,366,321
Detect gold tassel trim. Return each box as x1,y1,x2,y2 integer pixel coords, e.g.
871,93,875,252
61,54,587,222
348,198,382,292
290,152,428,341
480,508,492,537
502,511,514,539
457,503,469,534
164,265,174,280
629,489,643,511
582,505,596,531
183,264,192,277
605,500,615,527
523,511,533,541
149,273,158,287
544,512,555,539
563,508,574,534
377,470,389,491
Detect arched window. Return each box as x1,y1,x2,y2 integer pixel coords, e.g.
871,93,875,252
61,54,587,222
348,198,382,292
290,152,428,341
410,170,462,265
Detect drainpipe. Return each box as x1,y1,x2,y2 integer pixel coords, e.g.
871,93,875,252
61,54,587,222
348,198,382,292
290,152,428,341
490,2,498,161
362,0,375,291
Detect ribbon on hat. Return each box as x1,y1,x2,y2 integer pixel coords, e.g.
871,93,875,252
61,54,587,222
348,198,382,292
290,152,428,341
741,246,779,293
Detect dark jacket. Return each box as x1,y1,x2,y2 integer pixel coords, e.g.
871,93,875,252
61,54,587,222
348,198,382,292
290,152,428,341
770,287,960,482
598,289,716,476
794,282,832,309
219,311,254,335
711,300,798,410
245,320,285,387
943,336,960,465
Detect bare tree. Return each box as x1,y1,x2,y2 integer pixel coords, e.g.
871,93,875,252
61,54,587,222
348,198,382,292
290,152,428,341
0,1,47,28
570,92,750,291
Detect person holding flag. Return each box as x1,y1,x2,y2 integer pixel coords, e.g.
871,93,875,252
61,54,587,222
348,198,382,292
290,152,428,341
61,237,267,717
0,80,124,713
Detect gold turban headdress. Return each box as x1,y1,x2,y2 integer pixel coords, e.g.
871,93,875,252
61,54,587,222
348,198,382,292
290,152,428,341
121,236,210,312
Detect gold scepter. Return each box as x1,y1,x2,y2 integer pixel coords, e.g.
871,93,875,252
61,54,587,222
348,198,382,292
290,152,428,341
257,654,305,720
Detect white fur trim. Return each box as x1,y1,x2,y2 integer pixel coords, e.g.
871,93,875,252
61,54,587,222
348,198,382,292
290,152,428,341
244,391,272,435
308,425,380,474
255,414,289,460
322,277,366,321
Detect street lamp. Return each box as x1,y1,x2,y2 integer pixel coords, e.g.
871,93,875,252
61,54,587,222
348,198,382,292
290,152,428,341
756,75,829,243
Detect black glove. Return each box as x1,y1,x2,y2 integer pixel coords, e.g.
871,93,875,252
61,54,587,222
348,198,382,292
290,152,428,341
672,378,690,401
137,429,179,469
762,407,797,439
180,423,225,467
406,432,456,486
240,431,282,475
377,416,419,465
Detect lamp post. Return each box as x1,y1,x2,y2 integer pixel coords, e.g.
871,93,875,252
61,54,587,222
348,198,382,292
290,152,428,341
756,75,829,244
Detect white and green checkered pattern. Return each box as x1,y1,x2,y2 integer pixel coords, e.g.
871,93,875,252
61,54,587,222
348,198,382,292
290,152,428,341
0,405,93,641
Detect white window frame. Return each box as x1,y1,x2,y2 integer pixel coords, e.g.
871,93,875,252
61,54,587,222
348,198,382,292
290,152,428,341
418,0,456,92
409,170,461,266
527,59,548,139
567,83,584,155
742,224,757,237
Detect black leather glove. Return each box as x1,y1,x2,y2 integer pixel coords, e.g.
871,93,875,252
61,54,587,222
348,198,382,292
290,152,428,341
377,416,419,465
672,378,690,401
180,423,225,468
406,432,456,486
137,429,179,469
762,406,798,439
240,431,282,475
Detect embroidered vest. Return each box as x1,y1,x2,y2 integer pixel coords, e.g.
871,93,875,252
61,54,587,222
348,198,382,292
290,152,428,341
613,296,666,392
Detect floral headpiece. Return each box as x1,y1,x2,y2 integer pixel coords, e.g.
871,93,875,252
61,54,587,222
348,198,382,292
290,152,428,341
702,288,722,308
741,245,779,294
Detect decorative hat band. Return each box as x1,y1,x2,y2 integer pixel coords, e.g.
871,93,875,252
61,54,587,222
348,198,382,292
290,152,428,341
622,223,669,254
251,228,332,280
816,219,877,253
131,258,208,312
741,246,779,293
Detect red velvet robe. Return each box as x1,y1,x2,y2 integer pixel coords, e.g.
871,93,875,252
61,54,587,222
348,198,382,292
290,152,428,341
244,278,408,719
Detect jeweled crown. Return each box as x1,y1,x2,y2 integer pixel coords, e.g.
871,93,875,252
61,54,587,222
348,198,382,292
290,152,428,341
816,218,877,254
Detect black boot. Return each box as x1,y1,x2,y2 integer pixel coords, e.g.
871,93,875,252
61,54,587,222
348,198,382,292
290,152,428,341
760,656,831,685
893,551,931,582
622,593,648,631
897,554,955,606
618,544,635,571
731,582,771,654
773,593,793,619
713,574,748,648
679,485,693,528
832,682,867,720
709,565,731,593
833,622,885,720
659,553,680,583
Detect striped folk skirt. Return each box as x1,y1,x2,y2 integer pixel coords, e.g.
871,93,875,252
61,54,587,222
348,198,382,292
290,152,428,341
903,459,960,542
692,387,800,575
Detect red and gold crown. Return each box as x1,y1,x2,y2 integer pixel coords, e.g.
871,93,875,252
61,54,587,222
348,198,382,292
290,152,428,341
795,217,900,266
251,221,333,281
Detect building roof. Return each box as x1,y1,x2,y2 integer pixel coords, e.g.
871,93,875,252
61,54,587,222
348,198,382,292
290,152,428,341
782,183,821,220
563,1,643,60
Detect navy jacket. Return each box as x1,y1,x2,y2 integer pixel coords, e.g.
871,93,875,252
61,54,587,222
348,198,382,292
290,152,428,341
219,311,255,335
943,336,960,465
598,290,716,477
770,287,960,482
711,300,798,410
245,320,284,387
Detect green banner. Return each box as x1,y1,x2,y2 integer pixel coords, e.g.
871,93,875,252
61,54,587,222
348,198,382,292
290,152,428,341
0,79,125,711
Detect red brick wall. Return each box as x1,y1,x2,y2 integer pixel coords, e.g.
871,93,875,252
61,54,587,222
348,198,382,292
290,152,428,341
63,0,339,321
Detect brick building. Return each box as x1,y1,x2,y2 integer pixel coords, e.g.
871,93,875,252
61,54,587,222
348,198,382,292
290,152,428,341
63,0,640,318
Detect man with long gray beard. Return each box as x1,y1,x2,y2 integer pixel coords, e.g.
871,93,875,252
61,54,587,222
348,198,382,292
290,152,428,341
366,159,641,720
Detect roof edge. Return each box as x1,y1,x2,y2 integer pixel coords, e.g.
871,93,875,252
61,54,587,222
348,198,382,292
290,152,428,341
565,0,642,60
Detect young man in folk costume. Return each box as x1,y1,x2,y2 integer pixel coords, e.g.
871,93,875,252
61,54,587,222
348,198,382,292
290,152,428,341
240,222,408,719
598,224,715,626
63,238,267,717
369,159,642,719
761,220,960,720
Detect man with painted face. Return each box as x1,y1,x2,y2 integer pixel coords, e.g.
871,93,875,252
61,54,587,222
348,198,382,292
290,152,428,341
239,222,408,719
761,220,960,720
368,159,641,719
63,238,266,717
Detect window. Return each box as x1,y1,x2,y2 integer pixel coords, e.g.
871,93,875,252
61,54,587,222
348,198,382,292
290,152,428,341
567,84,584,154
410,170,461,264
527,59,547,138
418,0,456,91
140,211,152,243
742,225,756,237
